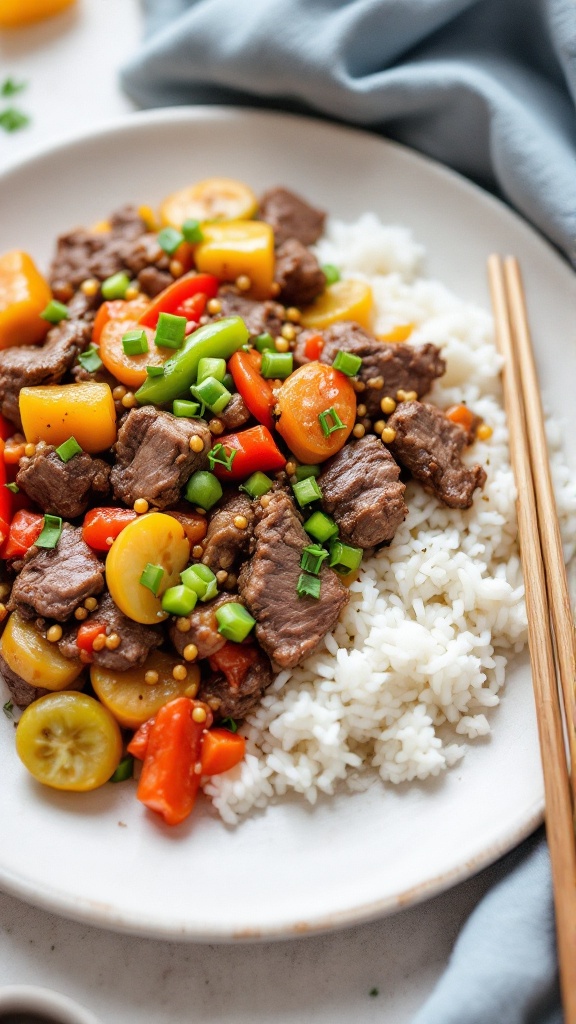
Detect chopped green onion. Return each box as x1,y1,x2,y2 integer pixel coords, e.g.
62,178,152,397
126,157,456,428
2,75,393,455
295,464,321,481
0,108,30,133
109,756,134,783
1,78,27,98
239,471,274,499
180,563,219,602
139,563,164,596
157,227,184,255
300,544,329,575
55,436,82,463
155,312,187,350
185,470,222,511
146,364,165,377
36,514,62,549
122,328,149,356
322,264,341,286
191,376,231,414
292,476,322,507
296,572,321,599
329,540,363,574
182,218,204,244
197,356,226,383
78,345,103,373
332,350,362,377
318,406,346,437
4,482,18,494
220,717,238,733
254,332,275,353
215,602,256,642
40,300,69,324
260,351,293,379
172,399,200,418
304,511,339,544
101,272,131,300
3,699,14,719
222,372,235,392
161,584,198,616
207,443,236,472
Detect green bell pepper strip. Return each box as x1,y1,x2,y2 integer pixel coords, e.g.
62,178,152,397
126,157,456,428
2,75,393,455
135,316,249,407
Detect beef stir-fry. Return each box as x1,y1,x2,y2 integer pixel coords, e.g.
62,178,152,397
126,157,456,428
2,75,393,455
0,178,489,827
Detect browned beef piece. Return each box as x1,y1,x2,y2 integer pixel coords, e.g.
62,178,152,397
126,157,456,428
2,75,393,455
17,443,110,519
218,392,250,430
170,593,235,660
9,523,105,622
121,231,174,296
259,187,325,247
0,316,92,429
318,435,407,548
238,491,348,669
49,204,148,297
202,492,254,572
214,286,285,338
0,652,50,709
58,592,161,672
274,239,326,306
318,322,446,419
388,401,487,509
138,266,173,297
201,645,273,720
111,406,210,509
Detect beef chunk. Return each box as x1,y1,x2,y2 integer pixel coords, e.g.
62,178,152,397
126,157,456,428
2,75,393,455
202,492,254,572
201,644,273,720
214,286,285,338
318,434,407,548
274,239,326,306
9,523,105,622
218,392,250,430
121,231,175,296
259,187,325,247
58,592,161,672
49,204,148,297
0,316,92,429
0,651,49,709
170,593,235,660
137,266,173,297
318,322,446,419
111,406,211,509
238,491,348,669
388,401,487,509
17,443,110,519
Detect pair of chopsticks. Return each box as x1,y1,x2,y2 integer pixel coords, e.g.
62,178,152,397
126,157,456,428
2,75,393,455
487,256,576,1022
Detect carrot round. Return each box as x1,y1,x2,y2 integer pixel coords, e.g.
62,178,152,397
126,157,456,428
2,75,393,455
275,361,356,463
200,728,246,776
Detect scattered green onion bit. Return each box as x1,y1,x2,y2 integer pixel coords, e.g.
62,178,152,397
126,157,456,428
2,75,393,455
208,443,236,472
318,406,346,437
139,562,165,596
1,78,27,98
122,328,149,356
300,544,329,575
55,436,82,463
0,108,30,133
220,717,238,733
180,563,219,602
197,356,226,383
215,602,256,642
146,364,165,377
36,514,62,550
222,372,235,392
101,272,131,300
329,539,363,574
155,312,187,350
78,345,103,373
3,700,14,720
172,399,200,418
304,511,339,544
254,332,275,353
182,218,204,244
161,584,198,616
4,482,18,494
40,300,69,324
239,471,274,499
296,572,321,599
332,350,362,377
185,470,222,511
322,264,341,286
157,226,184,255
191,376,231,414
292,476,322,507
109,756,134,784
260,350,293,379
295,463,321,481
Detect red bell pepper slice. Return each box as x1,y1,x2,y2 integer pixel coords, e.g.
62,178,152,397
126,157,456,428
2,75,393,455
209,641,260,689
138,272,219,330
304,332,324,361
1,509,44,559
82,507,138,552
212,425,286,481
228,349,276,432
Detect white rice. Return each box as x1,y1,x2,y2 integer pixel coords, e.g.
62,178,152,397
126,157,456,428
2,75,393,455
203,214,576,825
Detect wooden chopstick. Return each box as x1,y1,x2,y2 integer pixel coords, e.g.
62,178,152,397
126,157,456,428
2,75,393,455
487,255,576,1023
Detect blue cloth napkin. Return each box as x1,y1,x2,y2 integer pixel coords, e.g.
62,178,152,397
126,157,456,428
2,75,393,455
121,2,573,1018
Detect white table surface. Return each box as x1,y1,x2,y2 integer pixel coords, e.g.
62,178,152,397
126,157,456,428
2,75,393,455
0,2,511,1021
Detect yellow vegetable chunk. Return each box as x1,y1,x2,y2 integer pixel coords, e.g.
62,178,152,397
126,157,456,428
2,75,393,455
19,382,117,453
0,0,76,26
0,611,84,691
376,323,414,344
106,512,190,625
0,251,52,350
194,221,275,299
16,692,122,793
300,279,373,331
91,650,201,730
160,177,258,229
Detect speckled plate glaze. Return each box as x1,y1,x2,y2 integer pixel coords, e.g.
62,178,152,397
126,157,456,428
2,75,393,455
0,108,574,941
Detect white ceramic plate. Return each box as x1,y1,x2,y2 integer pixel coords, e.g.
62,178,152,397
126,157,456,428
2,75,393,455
0,108,574,941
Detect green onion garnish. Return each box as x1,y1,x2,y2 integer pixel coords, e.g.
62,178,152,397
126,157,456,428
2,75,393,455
36,514,62,549
55,437,82,463
254,332,275,353
182,219,204,244
180,563,219,602
322,264,341,286
239,471,274,499
155,312,187,350
215,602,256,642
300,544,329,575
260,351,293,379
101,272,131,300
40,300,69,324
220,717,238,733
222,372,235,392
78,345,103,373
1,78,27,97
139,563,165,596
191,376,231,414
295,464,321,481
296,572,321,599
207,443,236,472
146,365,165,377
161,584,198,616
109,756,134,784
329,540,363,574
318,406,346,437
0,108,30,133
122,328,149,356
304,511,339,544
157,227,184,255
3,699,14,719
4,482,18,494
197,356,226,384
332,351,362,377
172,399,200,418
292,476,322,507
185,470,223,511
